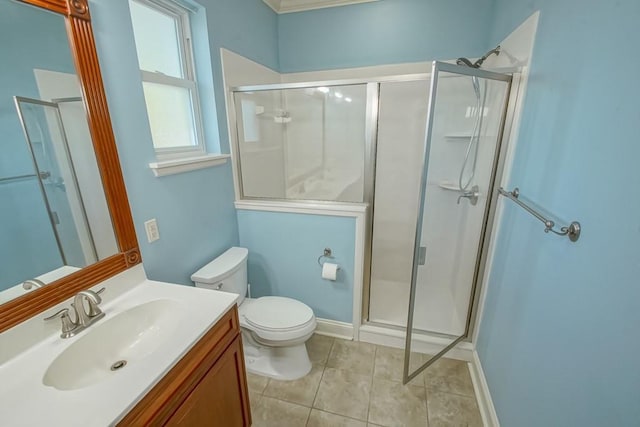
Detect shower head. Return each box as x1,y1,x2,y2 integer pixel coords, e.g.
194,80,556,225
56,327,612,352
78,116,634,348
456,45,501,69
474,45,501,68
456,57,477,68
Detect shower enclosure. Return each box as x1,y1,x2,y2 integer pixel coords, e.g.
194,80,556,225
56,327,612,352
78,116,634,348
230,61,513,382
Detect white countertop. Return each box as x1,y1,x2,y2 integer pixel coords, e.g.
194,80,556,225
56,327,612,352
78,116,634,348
0,266,238,426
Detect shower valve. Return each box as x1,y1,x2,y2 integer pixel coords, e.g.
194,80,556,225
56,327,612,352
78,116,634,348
457,185,480,206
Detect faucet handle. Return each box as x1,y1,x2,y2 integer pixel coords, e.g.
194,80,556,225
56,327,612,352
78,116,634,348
22,279,46,290
86,288,106,317
44,308,78,338
44,308,69,322
86,300,102,317
78,289,104,318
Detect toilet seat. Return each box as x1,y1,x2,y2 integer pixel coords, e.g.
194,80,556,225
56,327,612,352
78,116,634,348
240,296,316,342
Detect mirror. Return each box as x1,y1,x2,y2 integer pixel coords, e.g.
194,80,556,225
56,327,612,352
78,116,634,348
1,1,116,303
0,0,140,332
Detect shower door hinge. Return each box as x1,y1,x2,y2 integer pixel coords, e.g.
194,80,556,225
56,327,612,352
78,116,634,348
418,246,426,265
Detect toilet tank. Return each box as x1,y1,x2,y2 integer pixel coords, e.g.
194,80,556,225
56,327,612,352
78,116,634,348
191,247,249,304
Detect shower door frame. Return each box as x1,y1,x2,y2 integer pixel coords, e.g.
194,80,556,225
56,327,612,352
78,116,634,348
14,96,99,265
403,62,513,384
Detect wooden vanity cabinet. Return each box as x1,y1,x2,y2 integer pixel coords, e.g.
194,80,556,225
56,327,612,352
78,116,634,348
119,306,251,426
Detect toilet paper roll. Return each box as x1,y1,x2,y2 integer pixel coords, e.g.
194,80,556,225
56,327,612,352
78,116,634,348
322,262,339,281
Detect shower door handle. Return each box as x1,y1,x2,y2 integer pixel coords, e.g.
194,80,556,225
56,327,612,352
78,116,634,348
50,211,60,225
417,247,427,266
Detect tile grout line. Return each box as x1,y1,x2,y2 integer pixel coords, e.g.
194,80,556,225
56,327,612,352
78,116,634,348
306,337,334,426
426,386,478,399
425,381,430,426
315,408,374,424
366,344,377,424
303,405,312,426
423,358,430,427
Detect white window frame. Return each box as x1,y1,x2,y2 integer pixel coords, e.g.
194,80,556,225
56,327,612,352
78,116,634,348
130,0,207,160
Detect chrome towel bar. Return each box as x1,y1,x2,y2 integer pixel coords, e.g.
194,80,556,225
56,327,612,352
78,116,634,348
498,187,581,242
0,173,37,185
0,171,50,185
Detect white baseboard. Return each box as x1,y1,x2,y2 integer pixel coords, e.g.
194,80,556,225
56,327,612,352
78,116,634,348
470,350,500,427
316,318,354,340
358,324,473,361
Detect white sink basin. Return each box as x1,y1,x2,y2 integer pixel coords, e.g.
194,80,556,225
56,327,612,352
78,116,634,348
43,299,185,391
0,268,239,426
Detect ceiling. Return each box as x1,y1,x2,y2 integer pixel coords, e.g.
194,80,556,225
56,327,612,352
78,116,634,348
262,0,378,14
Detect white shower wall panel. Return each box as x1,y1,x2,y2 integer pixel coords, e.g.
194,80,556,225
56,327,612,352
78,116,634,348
368,79,429,327
283,90,324,183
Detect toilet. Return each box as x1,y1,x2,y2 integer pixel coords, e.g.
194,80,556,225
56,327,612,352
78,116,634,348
191,247,316,381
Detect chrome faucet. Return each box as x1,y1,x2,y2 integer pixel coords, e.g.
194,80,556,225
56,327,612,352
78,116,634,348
22,279,46,290
44,288,105,338
457,185,480,206
72,290,105,327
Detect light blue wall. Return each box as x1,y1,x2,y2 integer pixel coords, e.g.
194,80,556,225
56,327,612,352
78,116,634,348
278,0,495,72
237,210,355,323
477,1,640,426
197,0,279,154
88,0,279,285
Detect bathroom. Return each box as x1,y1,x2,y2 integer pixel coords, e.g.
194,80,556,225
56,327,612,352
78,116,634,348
1,0,638,426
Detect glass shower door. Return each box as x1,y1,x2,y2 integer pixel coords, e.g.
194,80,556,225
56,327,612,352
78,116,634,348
404,62,511,383
15,97,96,268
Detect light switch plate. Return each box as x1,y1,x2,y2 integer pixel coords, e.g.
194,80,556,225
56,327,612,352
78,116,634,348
144,218,160,243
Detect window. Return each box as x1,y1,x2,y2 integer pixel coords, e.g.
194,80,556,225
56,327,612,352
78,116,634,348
129,0,206,159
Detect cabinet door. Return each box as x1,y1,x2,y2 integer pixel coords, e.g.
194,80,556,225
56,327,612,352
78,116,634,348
166,336,251,426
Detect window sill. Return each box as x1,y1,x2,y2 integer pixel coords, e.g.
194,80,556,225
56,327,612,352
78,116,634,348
148,154,230,177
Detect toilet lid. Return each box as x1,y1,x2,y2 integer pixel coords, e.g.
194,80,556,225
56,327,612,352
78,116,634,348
244,296,314,331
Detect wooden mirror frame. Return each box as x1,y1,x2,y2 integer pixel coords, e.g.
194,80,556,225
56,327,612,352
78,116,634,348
0,0,141,332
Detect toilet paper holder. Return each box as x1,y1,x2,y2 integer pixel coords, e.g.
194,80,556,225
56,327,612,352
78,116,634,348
317,248,340,270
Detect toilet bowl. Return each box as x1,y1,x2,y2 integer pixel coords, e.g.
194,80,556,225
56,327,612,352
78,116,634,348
191,247,316,380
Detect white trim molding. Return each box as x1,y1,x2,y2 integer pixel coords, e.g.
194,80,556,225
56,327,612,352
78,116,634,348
470,350,500,427
263,0,378,14
234,199,367,216
148,154,230,177
315,318,354,340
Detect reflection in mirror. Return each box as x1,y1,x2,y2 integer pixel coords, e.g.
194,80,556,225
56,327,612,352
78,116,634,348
0,1,117,303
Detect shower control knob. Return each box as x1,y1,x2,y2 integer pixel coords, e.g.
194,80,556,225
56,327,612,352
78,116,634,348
457,185,480,206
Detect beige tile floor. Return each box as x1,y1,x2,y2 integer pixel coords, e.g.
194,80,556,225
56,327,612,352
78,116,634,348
247,334,483,427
